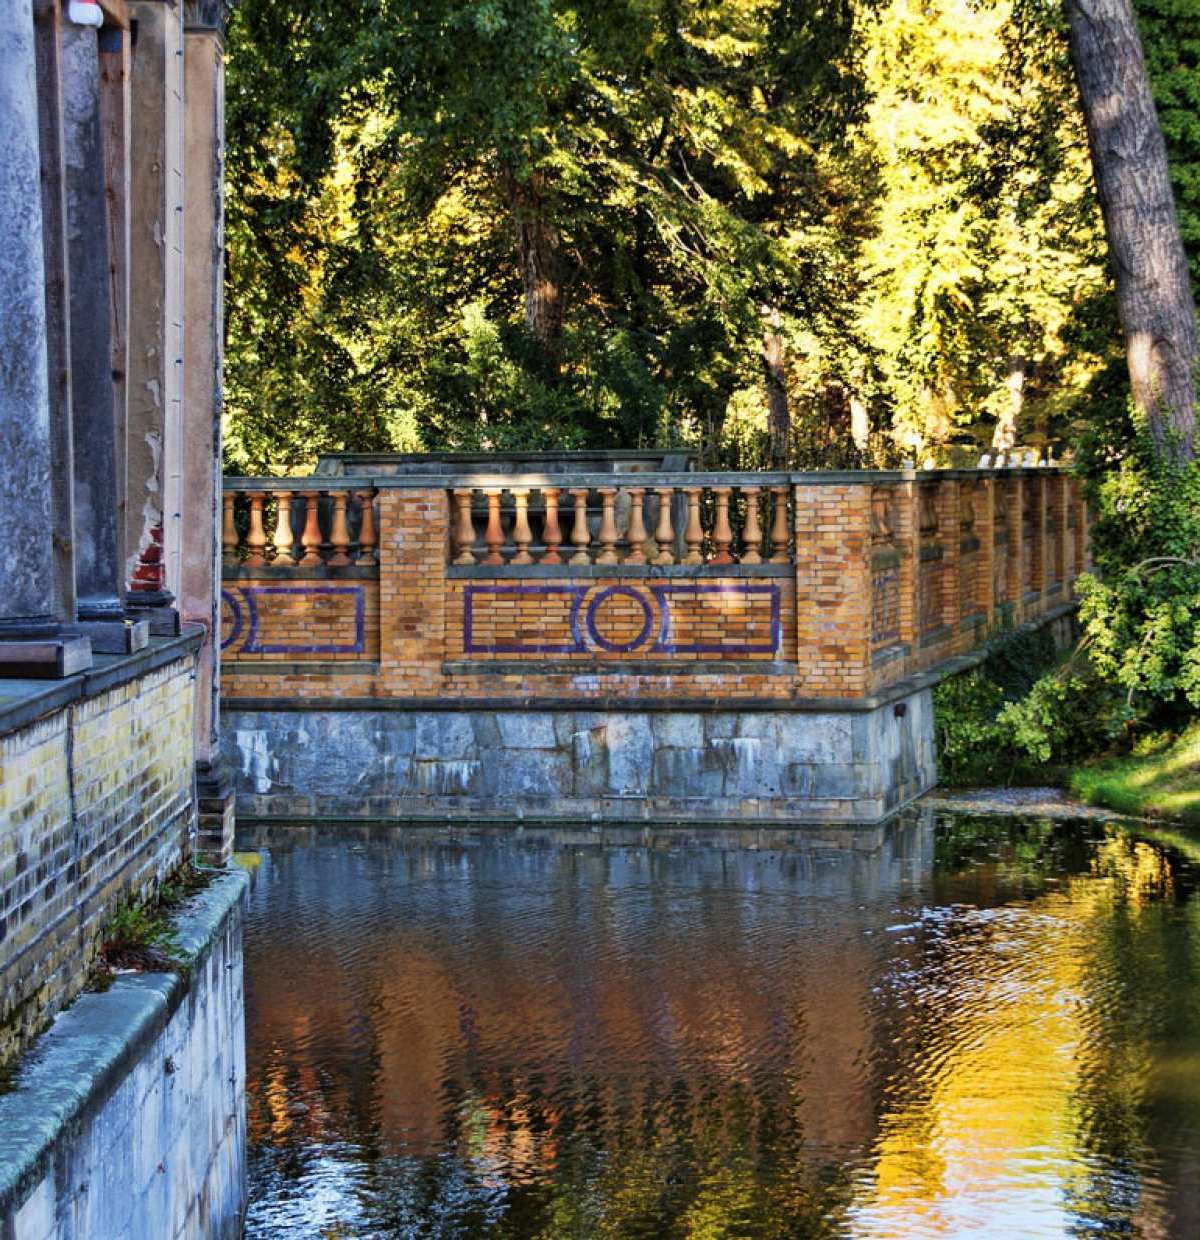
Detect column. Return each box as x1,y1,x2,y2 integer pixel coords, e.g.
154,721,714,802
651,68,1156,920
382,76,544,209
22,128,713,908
62,14,147,652
0,0,90,676
183,0,234,860
125,0,185,634
34,0,78,629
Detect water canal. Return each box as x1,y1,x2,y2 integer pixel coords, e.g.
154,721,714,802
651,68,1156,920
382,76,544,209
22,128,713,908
240,814,1200,1237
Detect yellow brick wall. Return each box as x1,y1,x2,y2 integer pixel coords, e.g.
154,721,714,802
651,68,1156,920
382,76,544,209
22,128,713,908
222,579,380,662
0,656,196,1065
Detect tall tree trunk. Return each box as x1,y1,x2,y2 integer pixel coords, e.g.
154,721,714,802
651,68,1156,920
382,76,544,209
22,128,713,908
993,354,1025,452
1066,0,1197,461
762,311,789,467
507,170,566,373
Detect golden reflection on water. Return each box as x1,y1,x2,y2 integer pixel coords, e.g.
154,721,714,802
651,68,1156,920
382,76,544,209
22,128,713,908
241,818,1200,1237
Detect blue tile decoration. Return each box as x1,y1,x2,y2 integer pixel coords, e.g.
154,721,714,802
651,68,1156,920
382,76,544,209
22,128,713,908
223,585,366,655
220,589,244,651
463,582,781,657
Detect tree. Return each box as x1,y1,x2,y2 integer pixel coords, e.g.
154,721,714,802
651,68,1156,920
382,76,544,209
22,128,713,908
1067,0,1198,460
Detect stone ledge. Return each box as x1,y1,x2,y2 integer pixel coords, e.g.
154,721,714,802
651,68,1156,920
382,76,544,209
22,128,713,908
446,563,794,580
0,869,248,1220
224,660,380,677
221,564,378,580
442,660,797,678
0,627,204,738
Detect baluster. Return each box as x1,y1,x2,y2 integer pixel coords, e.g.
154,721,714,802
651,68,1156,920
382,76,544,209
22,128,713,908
452,488,477,565
623,488,648,564
271,490,296,564
327,491,352,566
356,490,378,564
711,486,734,564
221,493,239,566
540,487,563,564
569,488,591,565
682,487,704,564
299,492,323,566
244,493,268,567
596,487,619,564
510,488,534,564
768,486,791,563
483,488,505,565
740,486,763,564
654,487,676,565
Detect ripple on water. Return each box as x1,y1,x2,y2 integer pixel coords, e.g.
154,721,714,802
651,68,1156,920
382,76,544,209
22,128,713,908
241,817,1200,1238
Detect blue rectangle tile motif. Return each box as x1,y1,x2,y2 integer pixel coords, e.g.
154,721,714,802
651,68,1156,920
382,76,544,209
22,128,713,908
462,582,781,657
222,585,366,655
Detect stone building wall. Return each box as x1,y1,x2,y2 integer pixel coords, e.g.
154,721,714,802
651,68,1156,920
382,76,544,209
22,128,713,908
0,636,200,1064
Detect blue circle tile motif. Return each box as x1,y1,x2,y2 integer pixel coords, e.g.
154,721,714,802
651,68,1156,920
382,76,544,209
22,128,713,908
585,586,654,653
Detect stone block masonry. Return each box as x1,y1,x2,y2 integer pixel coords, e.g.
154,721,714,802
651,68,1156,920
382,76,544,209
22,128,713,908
225,689,935,825
0,631,202,1065
0,871,247,1240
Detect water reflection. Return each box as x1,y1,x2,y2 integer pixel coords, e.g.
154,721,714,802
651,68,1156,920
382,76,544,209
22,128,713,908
240,815,1200,1237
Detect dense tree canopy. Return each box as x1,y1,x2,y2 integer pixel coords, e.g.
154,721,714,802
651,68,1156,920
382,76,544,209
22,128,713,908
222,0,1188,472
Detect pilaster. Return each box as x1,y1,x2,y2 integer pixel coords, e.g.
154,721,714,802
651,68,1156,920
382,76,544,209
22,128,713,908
0,0,90,676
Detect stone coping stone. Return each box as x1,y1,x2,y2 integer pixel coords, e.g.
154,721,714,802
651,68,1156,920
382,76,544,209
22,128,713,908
0,869,248,1221
234,818,909,851
225,466,1069,491
446,563,794,580
224,660,380,677
222,564,379,580
0,627,204,738
441,660,797,678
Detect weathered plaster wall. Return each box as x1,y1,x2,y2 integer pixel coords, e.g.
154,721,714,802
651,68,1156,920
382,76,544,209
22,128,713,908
0,638,199,1063
0,871,247,1240
127,0,186,599
223,689,936,824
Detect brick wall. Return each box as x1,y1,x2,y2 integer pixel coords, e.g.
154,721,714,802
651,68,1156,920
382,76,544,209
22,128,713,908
222,577,380,662
0,653,196,1064
219,470,1090,708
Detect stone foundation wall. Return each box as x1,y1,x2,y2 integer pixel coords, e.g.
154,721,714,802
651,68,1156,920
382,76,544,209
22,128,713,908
0,872,247,1240
224,688,936,825
0,640,199,1064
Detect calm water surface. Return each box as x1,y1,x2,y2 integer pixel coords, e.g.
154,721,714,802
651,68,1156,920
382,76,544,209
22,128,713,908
241,815,1200,1237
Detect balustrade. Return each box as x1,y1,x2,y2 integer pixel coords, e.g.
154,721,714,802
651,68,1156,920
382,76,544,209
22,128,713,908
222,484,378,568
445,478,795,568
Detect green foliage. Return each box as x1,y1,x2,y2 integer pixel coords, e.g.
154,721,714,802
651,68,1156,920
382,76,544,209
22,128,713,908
991,418,1200,777
1076,420,1200,713
932,624,1071,785
101,899,179,968
223,0,1113,471
1137,0,1200,297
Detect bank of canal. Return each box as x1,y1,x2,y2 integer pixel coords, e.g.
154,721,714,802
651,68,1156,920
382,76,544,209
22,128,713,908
239,814,1200,1237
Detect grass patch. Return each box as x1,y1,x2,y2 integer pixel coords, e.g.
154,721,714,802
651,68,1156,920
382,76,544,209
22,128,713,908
1070,722,1200,825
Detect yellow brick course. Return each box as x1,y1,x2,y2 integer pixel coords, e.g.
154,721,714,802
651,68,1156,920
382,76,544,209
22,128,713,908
0,656,196,1065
